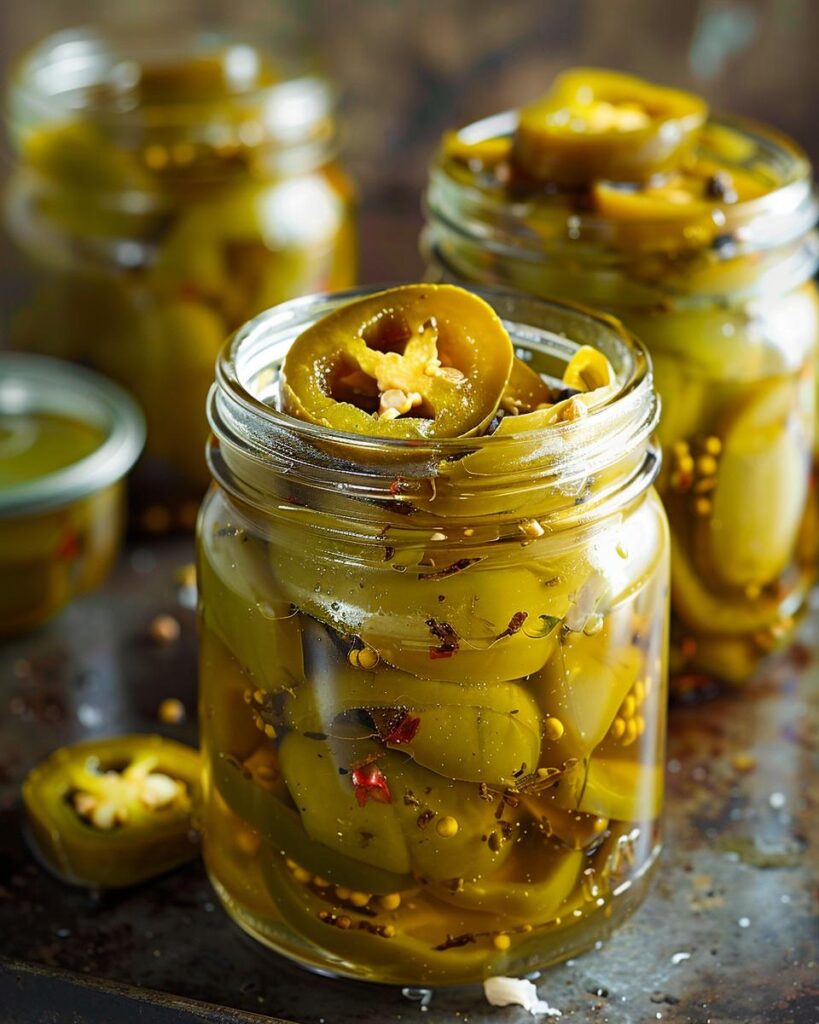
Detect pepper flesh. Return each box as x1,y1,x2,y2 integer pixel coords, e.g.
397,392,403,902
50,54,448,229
513,68,708,185
23,734,200,888
281,284,514,438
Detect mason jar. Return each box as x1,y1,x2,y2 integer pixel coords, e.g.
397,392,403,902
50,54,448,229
197,286,669,985
0,353,144,635
425,110,818,687
4,26,356,531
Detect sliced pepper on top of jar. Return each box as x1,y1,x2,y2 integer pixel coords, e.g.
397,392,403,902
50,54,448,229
512,68,708,185
281,284,515,438
23,734,200,888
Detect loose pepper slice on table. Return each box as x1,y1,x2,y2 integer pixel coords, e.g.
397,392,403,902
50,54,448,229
513,68,708,185
280,284,514,438
23,734,200,888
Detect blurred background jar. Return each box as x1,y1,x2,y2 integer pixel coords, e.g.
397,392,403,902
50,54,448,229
3,25,356,532
0,353,144,635
424,108,819,689
198,286,669,984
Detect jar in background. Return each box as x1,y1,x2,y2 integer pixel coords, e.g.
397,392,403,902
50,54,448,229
198,286,669,985
4,27,356,531
425,111,818,686
0,353,144,635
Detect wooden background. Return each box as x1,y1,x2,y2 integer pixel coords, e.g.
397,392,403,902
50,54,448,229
1,0,817,282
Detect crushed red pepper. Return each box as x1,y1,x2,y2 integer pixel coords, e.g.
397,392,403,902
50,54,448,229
496,610,528,641
426,618,460,659
351,762,392,807
383,713,421,745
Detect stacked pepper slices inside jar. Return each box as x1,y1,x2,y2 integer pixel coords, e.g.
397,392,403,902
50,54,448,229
197,284,668,984
435,69,818,686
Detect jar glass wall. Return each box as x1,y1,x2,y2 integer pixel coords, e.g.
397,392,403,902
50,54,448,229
197,286,669,986
425,111,819,687
4,27,356,531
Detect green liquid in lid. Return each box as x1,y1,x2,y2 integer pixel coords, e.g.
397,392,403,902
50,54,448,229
0,412,104,488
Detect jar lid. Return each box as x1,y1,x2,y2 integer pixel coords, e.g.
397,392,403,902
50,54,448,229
0,354,145,516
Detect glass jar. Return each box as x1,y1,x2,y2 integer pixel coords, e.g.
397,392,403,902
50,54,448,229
0,353,144,635
197,286,669,986
425,111,819,687
4,26,356,531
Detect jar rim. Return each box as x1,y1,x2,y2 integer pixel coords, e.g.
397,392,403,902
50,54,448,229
427,110,817,259
209,284,660,525
6,26,335,152
0,353,145,516
216,283,653,451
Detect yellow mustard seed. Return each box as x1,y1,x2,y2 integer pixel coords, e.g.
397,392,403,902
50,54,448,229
349,891,371,907
622,719,638,747
672,440,690,459
313,876,331,888
149,614,180,646
263,723,277,739
677,454,695,475
293,866,312,884
703,435,722,456
544,717,565,741
143,144,169,170
335,886,352,901
436,815,459,838
610,717,626,740
174,563,197,588
634,714,646,737
379,893,402,911
694,497,713,517
745,582,762,600
621,695,636,720
347,649,361,668
732,752,757,773
696,454,718,477
336,916,352,930
357,647,379,670
632,679,646,705
493,933,511,951
235,829,260,855
285,858,298,871
157,697,186,724
593,816,609,834
382,924,396,938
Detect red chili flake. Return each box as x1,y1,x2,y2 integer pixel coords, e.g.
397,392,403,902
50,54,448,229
56,532,79,561
389,477,405,497
429,647,455,660
426,618,460,659
496,611,528,641
351,763,392,807
384,713,421,745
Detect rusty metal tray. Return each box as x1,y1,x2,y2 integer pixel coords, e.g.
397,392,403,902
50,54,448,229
1,538,817,1023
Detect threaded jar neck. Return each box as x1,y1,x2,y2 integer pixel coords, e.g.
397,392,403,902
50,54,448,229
425,111,818,307
207,286,660,538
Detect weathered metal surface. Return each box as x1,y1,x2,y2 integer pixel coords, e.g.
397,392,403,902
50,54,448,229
0,538,817,1023
0,959,284,1024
